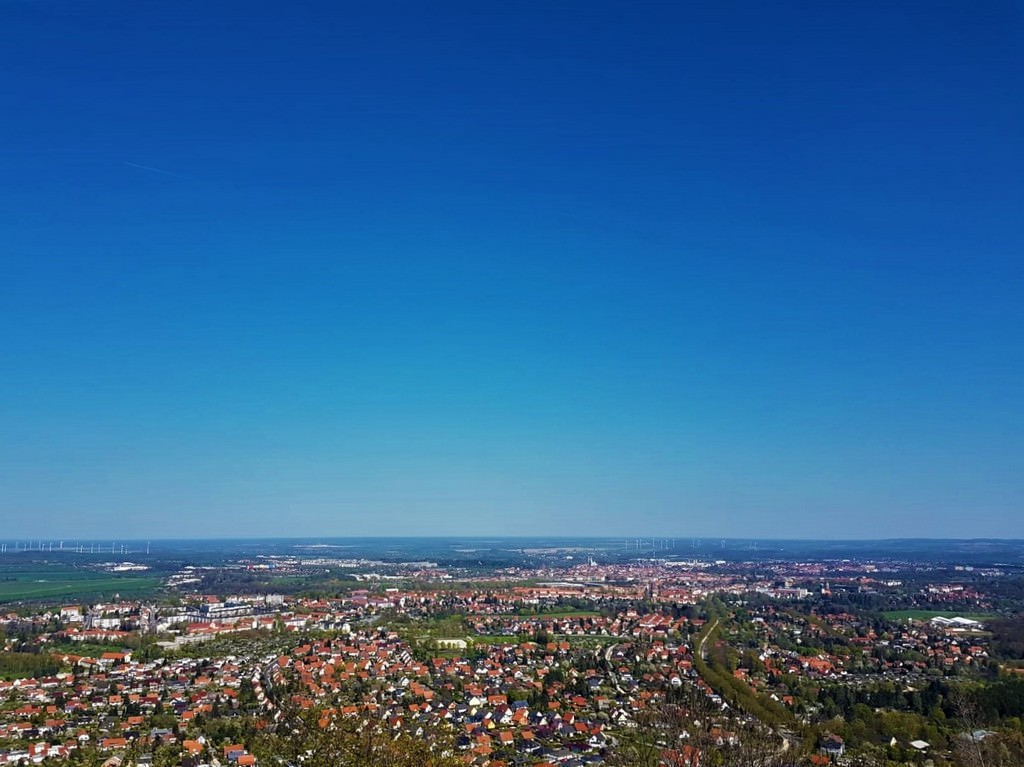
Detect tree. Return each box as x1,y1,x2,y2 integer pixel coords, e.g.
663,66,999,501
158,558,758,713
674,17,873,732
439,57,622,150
252,703,462,767
608,689,788,767
949,688,1024,767
953,729,1024,767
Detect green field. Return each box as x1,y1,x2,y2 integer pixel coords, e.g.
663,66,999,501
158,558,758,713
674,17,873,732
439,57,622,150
0,572,160,602
473,634,524,645
512,608,602,618
882,609,995,622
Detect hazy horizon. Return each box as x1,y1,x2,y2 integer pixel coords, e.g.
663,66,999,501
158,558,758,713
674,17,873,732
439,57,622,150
4,534,1024,545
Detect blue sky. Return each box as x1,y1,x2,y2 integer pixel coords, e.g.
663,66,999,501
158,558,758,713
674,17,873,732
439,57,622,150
1,1,1021,539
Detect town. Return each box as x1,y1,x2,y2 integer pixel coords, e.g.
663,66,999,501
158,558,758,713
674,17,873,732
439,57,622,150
2,542,1023,767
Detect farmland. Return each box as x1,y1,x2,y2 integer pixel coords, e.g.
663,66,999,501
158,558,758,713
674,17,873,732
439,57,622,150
0,565,161,603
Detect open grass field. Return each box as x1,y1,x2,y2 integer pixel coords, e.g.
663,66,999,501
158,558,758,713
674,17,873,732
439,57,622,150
0,567,161,602
512,607,602,618
882,609,996,621
473,634,524,645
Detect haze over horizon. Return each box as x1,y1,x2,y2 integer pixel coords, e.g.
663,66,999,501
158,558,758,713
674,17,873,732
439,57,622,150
4,535,1024,546
2,2,1021,540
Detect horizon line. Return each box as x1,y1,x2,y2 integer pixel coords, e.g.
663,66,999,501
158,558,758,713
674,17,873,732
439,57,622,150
3,535,1023,543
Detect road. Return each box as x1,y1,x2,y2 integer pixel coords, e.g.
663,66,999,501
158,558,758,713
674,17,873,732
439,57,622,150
598,642,627,694
698,617,720,660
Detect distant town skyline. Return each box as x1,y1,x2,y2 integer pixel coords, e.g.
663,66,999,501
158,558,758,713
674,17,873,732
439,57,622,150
1,535,1023,549
2,2,1021,540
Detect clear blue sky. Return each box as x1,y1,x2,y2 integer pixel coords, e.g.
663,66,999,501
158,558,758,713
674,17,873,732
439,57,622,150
2,1,1021,539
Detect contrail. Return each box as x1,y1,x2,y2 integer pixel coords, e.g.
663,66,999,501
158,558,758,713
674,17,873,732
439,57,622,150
124,161,188,179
